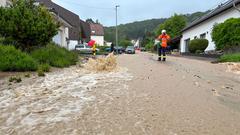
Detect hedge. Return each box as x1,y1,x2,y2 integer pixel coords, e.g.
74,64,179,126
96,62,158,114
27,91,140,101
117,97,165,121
189,39,209,53
31,43,78,68
0,45,38,71
212,18,240,50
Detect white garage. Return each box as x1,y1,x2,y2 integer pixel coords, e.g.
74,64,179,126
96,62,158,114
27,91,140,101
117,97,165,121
180,0,240,53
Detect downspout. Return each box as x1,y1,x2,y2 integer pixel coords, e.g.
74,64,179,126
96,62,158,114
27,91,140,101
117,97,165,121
233,0,240,12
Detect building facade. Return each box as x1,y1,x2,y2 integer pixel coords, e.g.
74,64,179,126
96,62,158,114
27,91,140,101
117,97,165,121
180,0,240,53
36,0,82,50
89,23,104,46
0,0,11,7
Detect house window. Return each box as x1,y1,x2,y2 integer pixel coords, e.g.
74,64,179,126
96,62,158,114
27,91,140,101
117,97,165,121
184,38,190,52
200,33,206,39
194,36,197,39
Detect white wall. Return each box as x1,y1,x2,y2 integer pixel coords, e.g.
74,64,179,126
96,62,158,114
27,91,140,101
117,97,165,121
53,26,69,49
0,0,6,7
180,6,240,53
91,36,104,46
105,42,112,47
68,40,78,50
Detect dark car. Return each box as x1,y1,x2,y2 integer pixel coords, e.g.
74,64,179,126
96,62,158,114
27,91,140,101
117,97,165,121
115,46,125,54
105,46,124,54
125,46,135,54
105,47,111,52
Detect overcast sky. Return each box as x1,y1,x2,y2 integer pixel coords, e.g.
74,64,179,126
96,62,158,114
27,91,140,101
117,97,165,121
52,0,225,26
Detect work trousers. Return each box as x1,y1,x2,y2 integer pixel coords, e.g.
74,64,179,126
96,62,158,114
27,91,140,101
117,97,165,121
158,46,166,61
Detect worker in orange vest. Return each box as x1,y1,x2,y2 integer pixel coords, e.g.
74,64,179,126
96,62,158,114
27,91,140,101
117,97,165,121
157,30,170,61
92,43,96,56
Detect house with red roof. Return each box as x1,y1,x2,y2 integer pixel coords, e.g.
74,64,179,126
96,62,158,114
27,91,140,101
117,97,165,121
89,23,104,46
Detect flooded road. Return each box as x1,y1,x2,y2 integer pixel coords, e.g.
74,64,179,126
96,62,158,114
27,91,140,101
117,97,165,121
1,52,240,135
0,66,132,134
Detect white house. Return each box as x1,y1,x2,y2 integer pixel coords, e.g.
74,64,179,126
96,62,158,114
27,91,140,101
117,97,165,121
0,0,11,7
89,23,104,46
36,0,87,50
180,0,240,53
52,15,71,49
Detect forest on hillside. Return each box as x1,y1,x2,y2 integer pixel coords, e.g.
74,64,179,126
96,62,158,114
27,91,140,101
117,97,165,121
104,11,209,43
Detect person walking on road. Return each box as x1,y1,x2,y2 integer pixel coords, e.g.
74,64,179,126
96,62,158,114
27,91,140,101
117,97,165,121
111,43,114,53
157,30,170,61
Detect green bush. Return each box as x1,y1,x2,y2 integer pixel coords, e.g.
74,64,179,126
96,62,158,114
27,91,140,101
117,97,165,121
38,64,50,72
145,41,155,52
0,0,58,51
97,45,109,52
219,53,240,62
195,50,202,54
189,39,209,53
119,40,133,48
37,69,45,77
0,45,38,71
212,18,240,50
31,43,78,68
9,76,22,83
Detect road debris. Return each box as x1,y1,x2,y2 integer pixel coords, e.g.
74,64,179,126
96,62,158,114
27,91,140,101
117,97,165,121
223,62,240,74
84,53,117,72
194,75,201,79
212,88,220,97
194,81,200,87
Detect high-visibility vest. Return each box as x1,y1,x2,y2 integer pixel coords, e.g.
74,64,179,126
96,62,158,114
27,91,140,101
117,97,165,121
93,44,96,51
158,34,170,48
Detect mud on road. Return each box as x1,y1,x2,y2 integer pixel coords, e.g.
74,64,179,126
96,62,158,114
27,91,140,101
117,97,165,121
0,66,132,134
0,52,240,135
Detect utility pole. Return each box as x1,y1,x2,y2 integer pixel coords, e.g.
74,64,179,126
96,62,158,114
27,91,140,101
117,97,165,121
115,5,120,54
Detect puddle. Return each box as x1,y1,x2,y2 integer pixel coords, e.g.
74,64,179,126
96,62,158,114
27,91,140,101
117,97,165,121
0,64,132,134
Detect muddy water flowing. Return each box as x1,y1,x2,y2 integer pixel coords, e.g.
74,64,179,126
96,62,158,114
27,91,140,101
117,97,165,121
0,63,132,134
84,53,117,72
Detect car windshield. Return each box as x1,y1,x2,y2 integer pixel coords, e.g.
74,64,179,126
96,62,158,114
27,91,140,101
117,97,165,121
86,45,91,48
76,45,84,48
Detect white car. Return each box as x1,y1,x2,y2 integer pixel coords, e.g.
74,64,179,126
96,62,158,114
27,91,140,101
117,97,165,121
75,44,99,54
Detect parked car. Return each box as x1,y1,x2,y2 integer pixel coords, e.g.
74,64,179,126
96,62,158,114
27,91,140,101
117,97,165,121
125,46,135,54
105,46,124,54
75,44,99,54
105,47,111,52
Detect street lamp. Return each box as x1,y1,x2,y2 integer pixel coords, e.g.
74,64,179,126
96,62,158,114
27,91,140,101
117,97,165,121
115,5,120,54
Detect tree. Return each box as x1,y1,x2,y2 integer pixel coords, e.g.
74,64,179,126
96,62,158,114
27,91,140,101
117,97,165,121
0,0,58,51
142,31,155,47
155,14,187,38
212,18,240,50
86,18,95,24
119,39,133,48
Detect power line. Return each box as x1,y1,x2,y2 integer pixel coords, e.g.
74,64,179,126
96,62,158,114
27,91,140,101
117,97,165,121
54,0,115,10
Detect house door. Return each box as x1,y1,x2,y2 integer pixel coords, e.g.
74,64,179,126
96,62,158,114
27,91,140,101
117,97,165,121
184,39,190,53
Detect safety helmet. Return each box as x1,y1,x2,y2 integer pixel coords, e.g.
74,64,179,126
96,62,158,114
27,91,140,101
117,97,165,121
162,30,166,34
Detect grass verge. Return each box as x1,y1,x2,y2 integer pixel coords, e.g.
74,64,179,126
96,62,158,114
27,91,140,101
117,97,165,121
219,53,240,62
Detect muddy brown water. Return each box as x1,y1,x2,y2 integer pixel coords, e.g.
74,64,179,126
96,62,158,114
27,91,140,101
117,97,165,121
0,52,240,135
